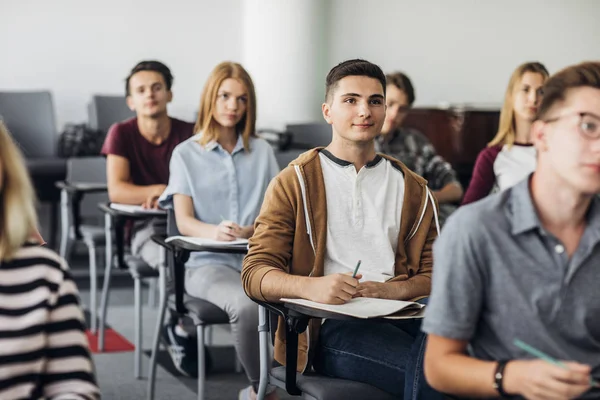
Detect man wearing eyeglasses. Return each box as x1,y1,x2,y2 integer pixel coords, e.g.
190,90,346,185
377,72,463,226
423,62,600,399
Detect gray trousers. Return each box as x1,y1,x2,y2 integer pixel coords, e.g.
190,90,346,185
185,265,261,386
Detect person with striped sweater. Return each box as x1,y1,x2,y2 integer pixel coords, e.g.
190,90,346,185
0,120,100,399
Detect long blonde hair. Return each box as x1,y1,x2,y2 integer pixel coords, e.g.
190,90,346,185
0,120,39,261
194,62,257,151
488,62,549,148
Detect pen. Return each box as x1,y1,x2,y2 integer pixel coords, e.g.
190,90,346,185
514,339,599,387
352,260,362,278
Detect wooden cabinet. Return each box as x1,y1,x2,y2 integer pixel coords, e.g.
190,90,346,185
403,107,500,189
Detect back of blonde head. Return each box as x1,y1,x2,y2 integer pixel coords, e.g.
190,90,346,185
488,62,549,148
0,120,38,260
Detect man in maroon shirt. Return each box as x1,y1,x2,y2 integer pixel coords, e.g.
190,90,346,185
101,61,194,268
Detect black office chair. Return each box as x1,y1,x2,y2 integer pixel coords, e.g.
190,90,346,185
254,301,397,400
148,209,241,400
0,91,66,248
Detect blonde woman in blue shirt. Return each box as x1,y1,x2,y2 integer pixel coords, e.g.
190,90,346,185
159,62,279,400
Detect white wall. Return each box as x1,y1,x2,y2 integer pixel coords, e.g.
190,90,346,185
0,0,242,129
328,0,600,108
2,0,599,130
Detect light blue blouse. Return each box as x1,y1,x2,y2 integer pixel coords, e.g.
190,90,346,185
158,133,279,270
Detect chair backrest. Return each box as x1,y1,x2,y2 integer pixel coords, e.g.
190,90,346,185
274,149,305,169
66,157,108,223
285,122,331,149
88,95,135,133
167,208,180,237
0,91,57,158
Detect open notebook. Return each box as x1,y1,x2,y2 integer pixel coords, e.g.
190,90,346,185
165,236,248,249
110,203,166,215
281,297,425,320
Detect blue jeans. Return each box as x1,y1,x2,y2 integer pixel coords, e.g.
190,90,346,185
312,299,443,400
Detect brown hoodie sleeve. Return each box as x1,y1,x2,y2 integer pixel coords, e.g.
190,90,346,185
242,175,297,301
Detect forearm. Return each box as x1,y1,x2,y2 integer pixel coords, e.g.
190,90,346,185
433,182,463,204
260,269,314,302
387,274,431,300
425,352,498,397
108,182,164,204
176,214,217,238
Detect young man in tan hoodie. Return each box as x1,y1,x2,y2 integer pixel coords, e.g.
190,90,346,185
242,59,443,399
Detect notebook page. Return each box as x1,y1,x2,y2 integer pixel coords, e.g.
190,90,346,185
281,297,422,319
166,236,248,248
110,203,166,215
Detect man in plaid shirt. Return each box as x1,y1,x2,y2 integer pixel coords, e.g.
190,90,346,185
376,72,463,226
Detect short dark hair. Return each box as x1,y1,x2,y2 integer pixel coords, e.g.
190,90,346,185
386,72,415,106
537,61,600,120
325,59,386,101
125,60,173,96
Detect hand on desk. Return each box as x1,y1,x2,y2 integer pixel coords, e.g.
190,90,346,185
141,185,167,209
214,221,254,241
304,273,363,305
355,281,394,300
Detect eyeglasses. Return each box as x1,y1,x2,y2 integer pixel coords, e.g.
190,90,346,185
543,112,600,140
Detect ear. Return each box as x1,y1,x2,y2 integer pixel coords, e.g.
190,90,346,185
126,96,135,111
530,120,548,152
322,102,333,125
167,90,173,103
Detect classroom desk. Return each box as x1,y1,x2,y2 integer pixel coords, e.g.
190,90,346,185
55,181,107,249
147,235,248,400
254,299,419,398
96,202,166,351
55,182,108,332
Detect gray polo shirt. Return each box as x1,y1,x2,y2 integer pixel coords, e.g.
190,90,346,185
423,178,600,398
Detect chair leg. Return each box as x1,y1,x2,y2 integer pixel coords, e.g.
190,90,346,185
148,278,157,308
59,190,71,260
134,277,142,379
49,201,59,250
197,325,206,400
98,213,113,352
205,325,213,346
147,265,168,400
256,306,270,400
87,242,98,333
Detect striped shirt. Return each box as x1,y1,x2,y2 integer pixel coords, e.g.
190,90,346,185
0,245,99,400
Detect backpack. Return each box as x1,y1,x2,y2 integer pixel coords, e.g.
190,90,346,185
58,123,106,157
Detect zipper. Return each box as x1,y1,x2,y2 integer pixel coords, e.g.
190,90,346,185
293,164,314,373
294,165,316,254
406,185,440,242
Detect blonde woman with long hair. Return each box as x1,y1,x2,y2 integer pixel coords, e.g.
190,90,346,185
462,62,549,205
0,121,99,399
158,62,279,400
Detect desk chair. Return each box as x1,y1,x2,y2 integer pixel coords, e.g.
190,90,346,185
88,95,135,134
56,157,108,332
256,128,304,170
254,301,398,400
0,91,65,248
148,209,245,400
97,203,165,378
285,123,331,149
